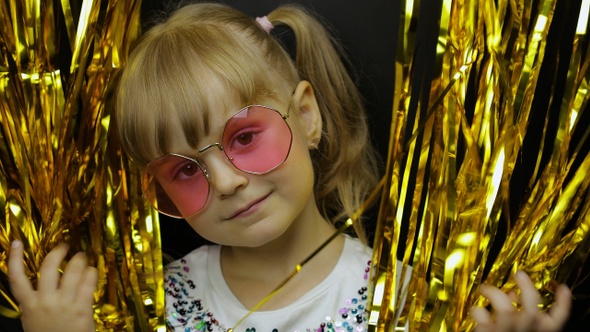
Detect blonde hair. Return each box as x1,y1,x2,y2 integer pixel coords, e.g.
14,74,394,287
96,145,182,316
116,3,379,242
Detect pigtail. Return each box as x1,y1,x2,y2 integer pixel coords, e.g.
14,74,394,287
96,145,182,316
268,6,379,243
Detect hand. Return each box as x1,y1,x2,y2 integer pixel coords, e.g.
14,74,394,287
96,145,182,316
471,270,572,332
8,240,98,332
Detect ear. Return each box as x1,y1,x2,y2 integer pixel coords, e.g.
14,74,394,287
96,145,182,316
291,80,322,148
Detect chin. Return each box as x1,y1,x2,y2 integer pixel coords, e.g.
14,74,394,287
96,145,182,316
221,224,291,248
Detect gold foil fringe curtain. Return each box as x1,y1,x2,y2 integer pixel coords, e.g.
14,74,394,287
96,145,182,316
0,0,165,330
368,0,590,331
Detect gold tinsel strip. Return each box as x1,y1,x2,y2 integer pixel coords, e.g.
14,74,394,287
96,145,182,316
369,0,590,331
0,0,165,330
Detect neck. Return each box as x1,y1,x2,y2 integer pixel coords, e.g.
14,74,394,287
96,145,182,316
219,207,347,310
221,209,339,276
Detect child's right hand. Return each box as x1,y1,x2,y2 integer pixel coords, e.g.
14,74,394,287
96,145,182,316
8,240,98,332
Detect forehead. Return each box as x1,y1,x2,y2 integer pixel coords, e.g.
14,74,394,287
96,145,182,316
165,86,291,157
164,81,240,153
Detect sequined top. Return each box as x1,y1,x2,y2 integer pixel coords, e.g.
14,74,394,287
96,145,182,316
165,236,372,332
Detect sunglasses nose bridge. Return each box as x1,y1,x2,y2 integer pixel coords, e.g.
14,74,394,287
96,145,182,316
198,142,223,154
196,146,248,199
197,142,235,165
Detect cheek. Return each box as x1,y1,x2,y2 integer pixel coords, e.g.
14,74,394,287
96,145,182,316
281,135,316,191
287,121,312,159
184,213,216,240
282,125,310,166
184,218,227,245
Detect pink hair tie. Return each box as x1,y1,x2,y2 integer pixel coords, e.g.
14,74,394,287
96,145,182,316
255,16,274,33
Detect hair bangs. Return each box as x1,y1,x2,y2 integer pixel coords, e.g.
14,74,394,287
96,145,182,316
177,24,284,104
117,5,298,167
117,34,215,166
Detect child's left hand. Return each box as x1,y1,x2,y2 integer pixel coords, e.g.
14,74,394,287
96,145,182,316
471,270,572,332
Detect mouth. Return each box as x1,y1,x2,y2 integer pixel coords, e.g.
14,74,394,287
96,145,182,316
226,193,270,220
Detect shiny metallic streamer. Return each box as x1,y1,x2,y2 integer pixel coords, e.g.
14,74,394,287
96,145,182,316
0,0,165,330
369,0,590,331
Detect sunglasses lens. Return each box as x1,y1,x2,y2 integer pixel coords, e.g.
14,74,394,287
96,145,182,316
142,105,292,218
143,155,209,218
223,105,292,174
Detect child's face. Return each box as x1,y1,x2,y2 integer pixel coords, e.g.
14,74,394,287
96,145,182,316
154,81,322,247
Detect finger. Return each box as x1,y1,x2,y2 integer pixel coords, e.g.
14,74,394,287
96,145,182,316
479,284,517,331
7,240,35,302
507,290,518,303
37,243,69,294
74,266,98,308
470,307,493,331
60,252,89,301
515,271,541,316
479,284,515,312
539,284,572,331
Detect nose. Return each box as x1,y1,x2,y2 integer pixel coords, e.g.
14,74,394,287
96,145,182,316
198,146,248,197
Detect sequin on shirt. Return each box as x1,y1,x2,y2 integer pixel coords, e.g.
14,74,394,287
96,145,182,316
165,255,371,332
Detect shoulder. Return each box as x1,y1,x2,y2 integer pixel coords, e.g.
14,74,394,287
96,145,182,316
340,235,372,276
165,244,220,288
164,245,228,330
165,245,213,271
297,236,372,329
344,236,372,260
324,236,371,296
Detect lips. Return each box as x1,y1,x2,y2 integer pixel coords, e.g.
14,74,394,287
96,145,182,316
226,193,270,219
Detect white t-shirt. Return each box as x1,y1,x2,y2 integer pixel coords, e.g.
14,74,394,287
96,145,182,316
165,236,373,332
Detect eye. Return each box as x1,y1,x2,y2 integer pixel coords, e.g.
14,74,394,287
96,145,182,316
228,128,263,152
236,132,254,146
171,161,201,181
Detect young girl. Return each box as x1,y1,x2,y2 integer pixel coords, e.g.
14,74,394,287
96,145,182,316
8,3,571,332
